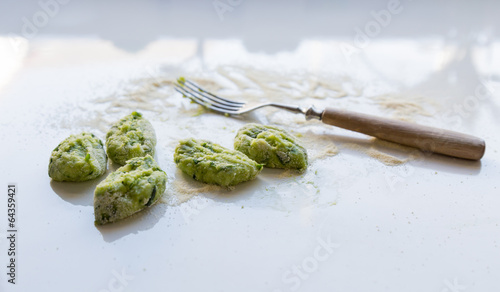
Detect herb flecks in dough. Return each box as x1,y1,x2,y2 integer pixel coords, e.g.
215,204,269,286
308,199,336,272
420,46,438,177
106,111,156,165
49,132,107,182
94,155,167,225
234,123,308,171
174,138,262,187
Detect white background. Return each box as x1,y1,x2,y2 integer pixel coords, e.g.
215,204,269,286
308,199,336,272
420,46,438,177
0,1,499,291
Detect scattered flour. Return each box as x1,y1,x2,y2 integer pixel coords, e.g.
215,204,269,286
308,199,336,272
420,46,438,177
342,138,420,166
50,65,433,204
162,179,226,206
373,93,437,121
299,131,340,161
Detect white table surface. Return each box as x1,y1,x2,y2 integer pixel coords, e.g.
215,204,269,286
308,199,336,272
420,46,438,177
0,2,499,292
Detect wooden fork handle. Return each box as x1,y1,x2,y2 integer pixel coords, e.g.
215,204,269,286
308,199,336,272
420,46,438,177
321,107,485,160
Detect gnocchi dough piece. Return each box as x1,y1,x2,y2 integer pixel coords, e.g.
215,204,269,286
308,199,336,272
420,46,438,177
49,132,107,182
174,138,263,186
94,155,166,225
106,111,156,165
234,123,308,171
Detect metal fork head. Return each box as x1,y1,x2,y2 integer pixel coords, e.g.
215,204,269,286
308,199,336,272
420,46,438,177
174,78,322,119
175,78,245,115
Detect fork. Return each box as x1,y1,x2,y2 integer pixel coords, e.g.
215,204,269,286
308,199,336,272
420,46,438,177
175,78,485,160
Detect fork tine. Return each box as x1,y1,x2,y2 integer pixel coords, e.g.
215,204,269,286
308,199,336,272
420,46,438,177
185,80,245,106
175,84,241,111
174,85,239,114
181,82,242,109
